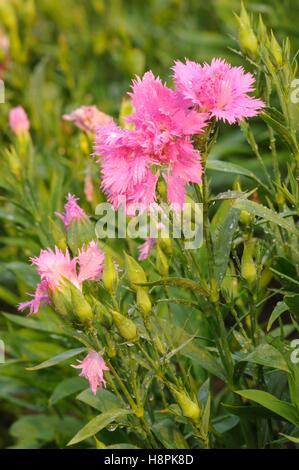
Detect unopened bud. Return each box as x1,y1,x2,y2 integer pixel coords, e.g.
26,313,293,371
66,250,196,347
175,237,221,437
156,245,169,277
102,252,118,294
173,390,201,420
158,237,173,256
136,287,152,316
69,283,93,325
270,31,283,68
241,237,257,286
125,253,147,291
236,3,258,59
239,210,252,227
111,310,138,342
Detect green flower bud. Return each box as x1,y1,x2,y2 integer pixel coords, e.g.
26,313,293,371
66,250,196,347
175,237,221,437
156,245,169,277
51,287,72,317
235,3,258,59
241,237,257,286
125,253,147,291
105,332,117,358
270,31,283,68
158,237,173,256
173,390,201,420
136,287,152,316
111,310,138,342
102,252,118,294
239,210,252,227
68,283,93,325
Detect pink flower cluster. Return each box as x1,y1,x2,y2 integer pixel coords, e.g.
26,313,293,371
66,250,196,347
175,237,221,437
95,72,207,213
95,59,264,213
18,241,105,315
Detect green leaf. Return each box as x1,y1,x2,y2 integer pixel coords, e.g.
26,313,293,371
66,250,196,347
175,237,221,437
152,419,189,449
49,377,87,406
261,111,296,152
239,344,289,372
166,322,226,381
27,347,86,371
235,390,299,427
105,444,140,449
135,277,208,297
233,199,297,235
285,294,299,319
76,388,122,412
67,409,132,446
280,433,299,444
202,393,211,437
213,207,239,285
206,160,262,184
267,302,289,331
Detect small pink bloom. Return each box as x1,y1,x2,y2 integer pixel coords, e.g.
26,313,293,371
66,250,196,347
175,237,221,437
72,351,109,395
63,105,113,134
84,175,94,202
78,241,105,283
138,238,156,261
173,58,265,124
18,280,50,315
30,246,79,291
9,106,30,137
55,194,87,230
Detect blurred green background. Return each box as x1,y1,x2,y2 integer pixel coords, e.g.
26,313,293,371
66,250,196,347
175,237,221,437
0,0,298,448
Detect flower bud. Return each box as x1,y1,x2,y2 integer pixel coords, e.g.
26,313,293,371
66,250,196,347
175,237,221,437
239,210,252,227
156,245,169,277
236,3,258,59
69,283,93,325
158,237,173,256
125,253,147,291
105,332,117,358
136,287,152,316
110,310,138,342
270,31,283,68
9,106,30,138
173,390,201,420
51,287,71,317
102,252,118,294
241,237,257,287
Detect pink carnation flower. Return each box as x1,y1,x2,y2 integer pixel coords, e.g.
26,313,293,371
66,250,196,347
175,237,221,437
72,351,109,395
78,240,105,283
95,72,207,212
63,105,113,134
18,242,105,315
138,237,156,261
55,194,87,230
173,58,265,124
9,106,30,137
